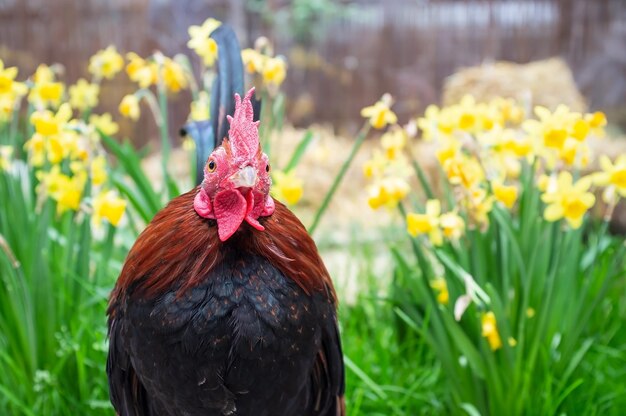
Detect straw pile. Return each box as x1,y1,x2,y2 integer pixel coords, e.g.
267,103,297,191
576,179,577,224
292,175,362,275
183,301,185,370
443,58,587,112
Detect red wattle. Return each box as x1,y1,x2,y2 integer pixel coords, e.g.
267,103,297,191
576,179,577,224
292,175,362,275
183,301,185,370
214,190,247,241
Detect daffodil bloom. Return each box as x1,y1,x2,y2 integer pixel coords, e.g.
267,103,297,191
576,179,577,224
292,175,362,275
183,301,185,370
406,199,443,246
490,97,524,125
380,128,407,160
262,57,287,88
241,49,265,74
361,98,397,130
190,91,210,121
126,52,158,88
187,18,221,67
28,66,64,108
90,155,108,186
0,145,13,171
454,95,481,132
161,57,188,93
583,111,607,138
0,59,19,95
416,104,457,140
69,79,99,111
541,171,595,229
481,311,502,351
492,181,518,209
24,133,46,166
271,170,304,205
430,277,449,305
362,150,388,179
439,211,465,241
367,177,410,209
89,113,119,136
119,94,140,120
443,154,485,190
466,188,494,230
89,46,124,80
37,166,86,214
92,190,127,227
435,138,461,167
30,103,73,137
593,155,626,203
522,105,580,151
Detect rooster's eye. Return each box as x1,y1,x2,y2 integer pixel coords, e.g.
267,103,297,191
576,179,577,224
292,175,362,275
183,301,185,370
265,164,270,173
207,160,217,173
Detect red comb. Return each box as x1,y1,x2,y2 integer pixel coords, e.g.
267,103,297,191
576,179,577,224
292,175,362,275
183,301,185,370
226,87,260,162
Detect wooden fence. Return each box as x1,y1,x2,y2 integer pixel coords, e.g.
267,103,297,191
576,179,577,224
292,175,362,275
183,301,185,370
0,0,624,142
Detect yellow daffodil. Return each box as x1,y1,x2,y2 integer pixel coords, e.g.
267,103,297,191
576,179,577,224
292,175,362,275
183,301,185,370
430,277,449,305
187,18,221,67
380,128,407,160
541,171,595,229
0,145,13,171
444,154,485,190
271,170,304,205
69,79,99,111
407,199,443,246
28,64,64,108
0,59,19,95
89,46,124,80
30,103,73,137
490,97,524,125
37,166,86,214
522,105,580,151
1,72,28,118
92,189,126,227
367,177,410,209
126,52,158,88
593,155,626,204
440,211,465,241
361,98,397,130
262,57,287,88
190,91,210,121
585,111,607,138
24,134,46,166
481,311,502,351
466,188,494,230
492,181,518,209
416,104,460,139
242,49,265,74
90,155,108,186
89,113,119,136
363,150,388,179
119,94,140,120
454,95,481,132
161,57,188,93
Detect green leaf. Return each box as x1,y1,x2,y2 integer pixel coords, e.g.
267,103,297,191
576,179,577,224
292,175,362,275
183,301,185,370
284,130,314,173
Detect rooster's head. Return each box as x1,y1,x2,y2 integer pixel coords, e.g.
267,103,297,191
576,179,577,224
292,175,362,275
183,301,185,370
194,87,275,241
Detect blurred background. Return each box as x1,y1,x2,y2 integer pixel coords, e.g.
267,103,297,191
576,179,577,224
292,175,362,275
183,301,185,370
2,2,626,414
1,0,625,144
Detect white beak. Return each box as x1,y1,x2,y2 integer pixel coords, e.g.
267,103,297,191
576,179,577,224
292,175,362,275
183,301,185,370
230,165,257,188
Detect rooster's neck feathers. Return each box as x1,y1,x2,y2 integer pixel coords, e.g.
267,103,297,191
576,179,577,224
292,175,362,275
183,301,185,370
110,188,336,307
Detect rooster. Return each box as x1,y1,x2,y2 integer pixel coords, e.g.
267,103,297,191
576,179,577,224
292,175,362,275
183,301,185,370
106,25,344,416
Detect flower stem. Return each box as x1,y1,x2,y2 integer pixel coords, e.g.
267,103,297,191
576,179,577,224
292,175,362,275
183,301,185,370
308,123,370,235
157,84,171,182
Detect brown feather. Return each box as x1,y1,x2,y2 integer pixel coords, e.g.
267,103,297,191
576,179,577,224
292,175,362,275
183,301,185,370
109,187,337,309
